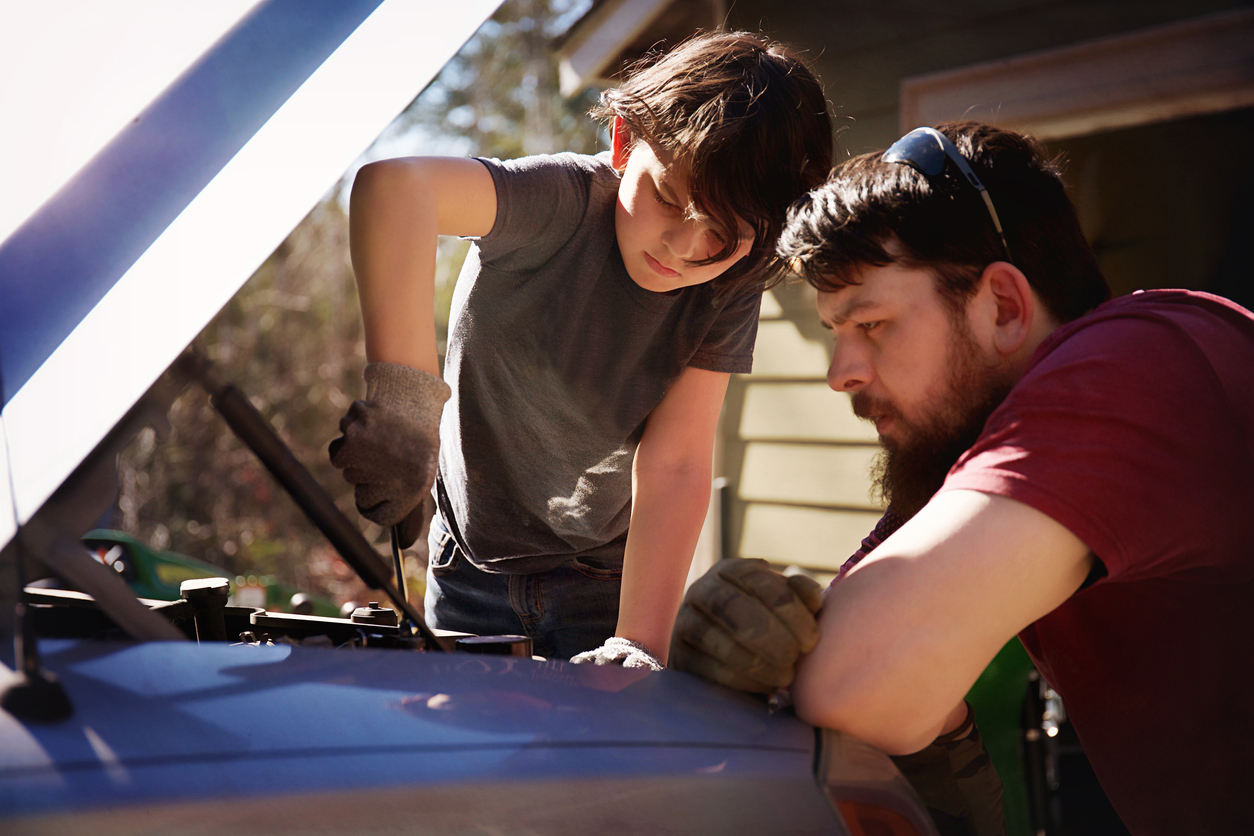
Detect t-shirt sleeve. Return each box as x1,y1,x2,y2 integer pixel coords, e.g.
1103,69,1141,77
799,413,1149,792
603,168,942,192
474,153,598,271
688,287,763,374
940,313,1251,583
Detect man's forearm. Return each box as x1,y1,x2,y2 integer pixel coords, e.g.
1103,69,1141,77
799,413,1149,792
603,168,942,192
792,491,1093,754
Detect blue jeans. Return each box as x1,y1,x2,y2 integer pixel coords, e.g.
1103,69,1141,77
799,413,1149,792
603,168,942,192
425,518,622,660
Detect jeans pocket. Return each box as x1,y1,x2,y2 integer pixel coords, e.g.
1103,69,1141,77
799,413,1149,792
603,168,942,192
428,525,462,578
568,553,623,581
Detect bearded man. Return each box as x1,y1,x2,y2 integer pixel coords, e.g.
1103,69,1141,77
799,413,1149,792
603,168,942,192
669,122,1254,836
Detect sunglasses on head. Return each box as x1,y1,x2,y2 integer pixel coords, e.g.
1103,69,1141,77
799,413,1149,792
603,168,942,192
882,126,1013,263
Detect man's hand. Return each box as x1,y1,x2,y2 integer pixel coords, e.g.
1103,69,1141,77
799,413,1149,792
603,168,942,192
570,637,664,670
329,362,450,546
669,558,824,694
890,702,1006,836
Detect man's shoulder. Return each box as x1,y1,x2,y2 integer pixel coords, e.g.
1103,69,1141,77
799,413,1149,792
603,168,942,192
1096,287,1252,318
1001,287,1254,452
1034,288,1254,367
1074,288,1253,333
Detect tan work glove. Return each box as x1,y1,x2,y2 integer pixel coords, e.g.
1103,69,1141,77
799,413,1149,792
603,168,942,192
329,362,450,547
890,702,1006,836
668,558,824,694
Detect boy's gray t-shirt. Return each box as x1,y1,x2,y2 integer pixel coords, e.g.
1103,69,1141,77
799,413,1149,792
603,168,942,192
437,151,761,573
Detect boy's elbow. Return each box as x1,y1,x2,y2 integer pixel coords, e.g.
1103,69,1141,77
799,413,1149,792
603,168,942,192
633,444,711,489
353,158,388,188
353,158,412,197
351,160,394,212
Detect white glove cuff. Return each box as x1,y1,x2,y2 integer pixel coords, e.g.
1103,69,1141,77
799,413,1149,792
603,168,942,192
605,637,664,670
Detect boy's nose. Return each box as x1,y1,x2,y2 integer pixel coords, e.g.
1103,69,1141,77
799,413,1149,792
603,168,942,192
663,218,709,261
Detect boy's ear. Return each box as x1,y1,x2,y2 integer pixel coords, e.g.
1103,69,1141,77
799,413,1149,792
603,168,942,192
611,115,632,170
979,261,1036,357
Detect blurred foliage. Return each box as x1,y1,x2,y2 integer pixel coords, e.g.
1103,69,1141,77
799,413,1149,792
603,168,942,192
116,199,376,607
395,0,602,159
113,0,603,609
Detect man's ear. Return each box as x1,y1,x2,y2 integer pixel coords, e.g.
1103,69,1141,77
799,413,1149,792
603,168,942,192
980,261,1036,357
611,115,632,170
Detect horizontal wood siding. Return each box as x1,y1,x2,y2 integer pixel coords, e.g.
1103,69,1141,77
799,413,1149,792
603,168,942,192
739,442,879,509
722,287,884,576
738,504,882,576
740,381,877,443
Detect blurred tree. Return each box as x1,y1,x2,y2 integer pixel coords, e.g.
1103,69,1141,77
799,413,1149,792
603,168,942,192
392,0,601,160
116,198,376,607
114,0,602,609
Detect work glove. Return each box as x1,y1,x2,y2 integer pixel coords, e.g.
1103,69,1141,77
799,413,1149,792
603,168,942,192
890,702,1006,836
329,362,450,547
570,637,663,671
668,558,824,694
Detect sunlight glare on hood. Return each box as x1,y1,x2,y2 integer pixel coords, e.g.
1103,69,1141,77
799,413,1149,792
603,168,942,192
0,0,264,247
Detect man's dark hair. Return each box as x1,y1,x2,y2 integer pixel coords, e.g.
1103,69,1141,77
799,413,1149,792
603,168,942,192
778,121,1110,322
594,30,834,298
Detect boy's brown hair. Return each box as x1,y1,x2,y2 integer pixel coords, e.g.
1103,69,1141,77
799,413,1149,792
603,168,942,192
594,30,833,298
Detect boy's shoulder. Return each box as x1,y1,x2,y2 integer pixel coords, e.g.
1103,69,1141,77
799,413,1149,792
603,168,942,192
473,151,619,266
481,150,617,188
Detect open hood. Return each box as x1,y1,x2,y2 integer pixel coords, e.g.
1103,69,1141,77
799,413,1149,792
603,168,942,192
0,0,501,553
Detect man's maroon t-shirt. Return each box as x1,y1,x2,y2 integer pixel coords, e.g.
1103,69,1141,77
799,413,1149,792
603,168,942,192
941,289,1254,835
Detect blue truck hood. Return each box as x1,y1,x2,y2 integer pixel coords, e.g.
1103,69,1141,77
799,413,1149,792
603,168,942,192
0,640,840,832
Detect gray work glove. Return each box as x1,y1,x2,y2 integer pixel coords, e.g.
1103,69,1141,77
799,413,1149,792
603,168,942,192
570,637,663,671
890,702,1006,836
668,558,824,694
329,362,450,547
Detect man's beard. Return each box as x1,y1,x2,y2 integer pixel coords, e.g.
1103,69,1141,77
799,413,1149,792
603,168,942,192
854,320,1014,521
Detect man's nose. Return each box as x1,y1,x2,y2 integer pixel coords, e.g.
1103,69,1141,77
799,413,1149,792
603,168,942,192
827,342,871,392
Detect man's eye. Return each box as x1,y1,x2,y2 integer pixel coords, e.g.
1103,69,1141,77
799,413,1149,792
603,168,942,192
858,320,883,332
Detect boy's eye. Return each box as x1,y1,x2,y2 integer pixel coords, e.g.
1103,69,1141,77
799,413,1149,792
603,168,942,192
858,320,883,333
653,189,679,210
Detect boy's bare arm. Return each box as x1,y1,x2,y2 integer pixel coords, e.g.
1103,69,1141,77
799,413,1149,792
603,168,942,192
331,157,495,537
349,156,495,374
792,490,1093,754
616,366,730,665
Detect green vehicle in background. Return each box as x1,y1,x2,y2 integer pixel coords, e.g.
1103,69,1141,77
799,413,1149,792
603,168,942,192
966,639,1037,836
967,638,1127,836
82,529,341,618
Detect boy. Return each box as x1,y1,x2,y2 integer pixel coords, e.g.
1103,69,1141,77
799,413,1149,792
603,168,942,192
330,31,833,664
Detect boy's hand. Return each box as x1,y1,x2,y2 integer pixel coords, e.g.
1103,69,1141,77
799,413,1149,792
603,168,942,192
329,362,450,544
570,637,663,670
669,558,823,694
